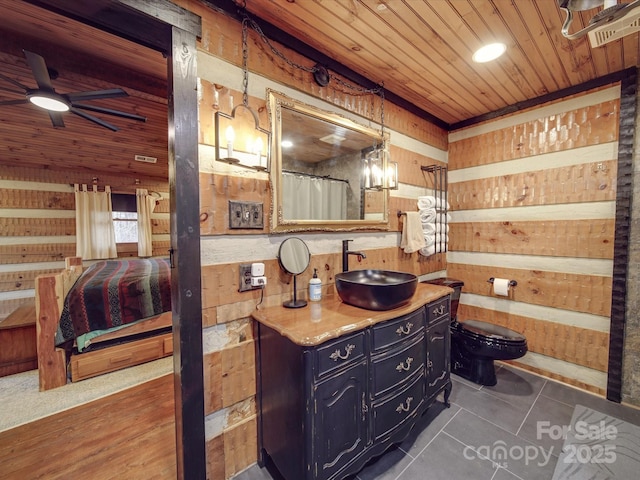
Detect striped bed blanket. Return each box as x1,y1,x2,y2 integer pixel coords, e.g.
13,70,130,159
56,258,171,345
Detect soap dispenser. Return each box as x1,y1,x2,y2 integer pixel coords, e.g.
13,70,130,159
309,268,322,301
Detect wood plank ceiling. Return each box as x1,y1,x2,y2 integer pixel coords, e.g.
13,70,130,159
0,0,637,181
238,0,639,126
0,0,168,182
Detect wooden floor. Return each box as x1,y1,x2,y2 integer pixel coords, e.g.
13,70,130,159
0,373,176,479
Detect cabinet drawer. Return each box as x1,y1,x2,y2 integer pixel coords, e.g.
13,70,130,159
371,308,425,351
371,335,425,397
70,332,172,381
372,371,424,441
315,331,366,378
427,296,449,325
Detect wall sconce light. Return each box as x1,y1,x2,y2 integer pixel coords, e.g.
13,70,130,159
363,147,397,190
386,160,399,190
215,104,270,171
214,17,271,172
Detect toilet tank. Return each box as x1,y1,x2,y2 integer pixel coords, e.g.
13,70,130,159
422,278,464,321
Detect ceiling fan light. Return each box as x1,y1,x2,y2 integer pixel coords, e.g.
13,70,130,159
28,92,70,112
472,42,507,63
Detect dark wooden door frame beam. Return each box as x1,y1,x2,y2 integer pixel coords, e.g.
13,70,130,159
607,67,638,403
23,1,206,478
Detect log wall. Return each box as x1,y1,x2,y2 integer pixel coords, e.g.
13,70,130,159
448,85,620,395
0,166,170,321
1,2,630,480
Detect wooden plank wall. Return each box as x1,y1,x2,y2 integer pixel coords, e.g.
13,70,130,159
181,3,450,478
0,165,170,321
447,85,620,395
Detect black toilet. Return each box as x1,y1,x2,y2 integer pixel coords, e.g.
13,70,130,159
424,278,527,386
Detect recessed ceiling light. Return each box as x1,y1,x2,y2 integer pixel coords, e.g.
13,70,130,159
281,140,293,148
472,42,507,63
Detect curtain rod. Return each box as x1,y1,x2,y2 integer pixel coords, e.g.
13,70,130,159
68,184,164,198
282,170,349,184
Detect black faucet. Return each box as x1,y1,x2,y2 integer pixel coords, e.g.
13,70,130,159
342,239,367,272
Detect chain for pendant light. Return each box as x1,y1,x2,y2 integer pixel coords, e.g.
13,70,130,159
380,85,386,140
240,13,382,95
241,17,250,107
240,7,387,140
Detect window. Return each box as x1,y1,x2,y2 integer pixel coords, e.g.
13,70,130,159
111,194,138,243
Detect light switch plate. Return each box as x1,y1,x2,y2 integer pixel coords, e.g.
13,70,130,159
229,201,264,229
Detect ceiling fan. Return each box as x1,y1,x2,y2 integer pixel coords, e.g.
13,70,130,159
0,50,146,131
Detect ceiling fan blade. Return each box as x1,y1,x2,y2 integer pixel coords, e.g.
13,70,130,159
49,111,65,128
0,99,29,106
66,88,128,102
72,102,146,122
0,85,26,95
70,107,118,131
23,50,54,90
0,72,28,92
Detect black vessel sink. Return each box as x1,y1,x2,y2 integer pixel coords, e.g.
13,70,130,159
335,269,418,311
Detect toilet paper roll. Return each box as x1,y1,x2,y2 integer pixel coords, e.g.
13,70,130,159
493,278,510,296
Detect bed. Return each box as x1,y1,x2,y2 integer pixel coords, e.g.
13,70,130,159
35,257,173,391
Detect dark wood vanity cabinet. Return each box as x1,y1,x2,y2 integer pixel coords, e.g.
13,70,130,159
255,296,451,480
426,296,451,400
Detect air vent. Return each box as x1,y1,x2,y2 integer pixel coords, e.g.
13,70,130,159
134,155,157,164
589,9,640,47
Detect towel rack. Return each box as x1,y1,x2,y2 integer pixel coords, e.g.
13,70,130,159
397,210,406,218
420,164,448,253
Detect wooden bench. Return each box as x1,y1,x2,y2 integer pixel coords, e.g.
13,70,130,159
0,301,37,377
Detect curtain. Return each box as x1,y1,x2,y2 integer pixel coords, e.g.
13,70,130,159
75,184,117,260
136,188,157,257
282,173,347,221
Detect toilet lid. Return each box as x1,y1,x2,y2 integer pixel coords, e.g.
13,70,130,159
459,319,526,342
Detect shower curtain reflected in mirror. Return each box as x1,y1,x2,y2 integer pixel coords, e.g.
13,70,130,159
282,172,347,221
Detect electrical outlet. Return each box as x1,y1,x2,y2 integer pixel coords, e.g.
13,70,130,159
238,264,254,292
240,262,267,292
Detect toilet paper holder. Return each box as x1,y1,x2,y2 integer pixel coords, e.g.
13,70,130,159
487,277,517,287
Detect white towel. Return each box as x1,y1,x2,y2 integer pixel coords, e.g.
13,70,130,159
419,243,446,257
434,233,449,244
423,234,435,247
419,208,436,224
418,195,450,210
422,223,436,235
400,211,426,253
417,196,436,209
434,222,450,234
437,213,452,224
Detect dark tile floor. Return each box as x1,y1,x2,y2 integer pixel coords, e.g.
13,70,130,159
232,364,640,480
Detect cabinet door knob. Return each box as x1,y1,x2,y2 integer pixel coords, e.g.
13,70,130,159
395,321,414,336
329,344,355,361
396,357,414,372
396,396,413,413
433,305,445,316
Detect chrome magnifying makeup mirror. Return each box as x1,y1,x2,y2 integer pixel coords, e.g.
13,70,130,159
278,237,311,308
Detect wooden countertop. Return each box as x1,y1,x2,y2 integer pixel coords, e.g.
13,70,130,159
252,283,453,346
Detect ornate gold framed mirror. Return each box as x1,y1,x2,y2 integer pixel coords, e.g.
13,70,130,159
267,89,390,233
